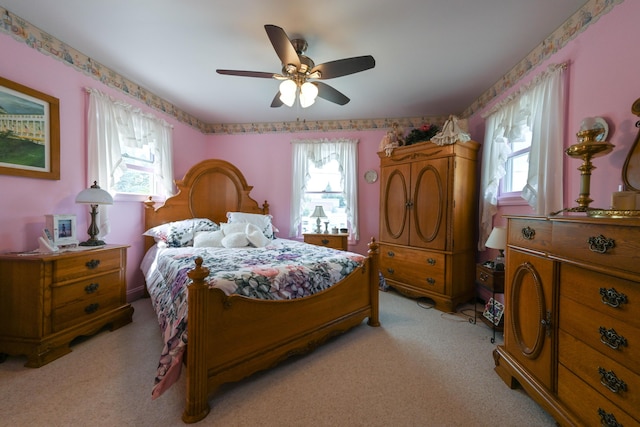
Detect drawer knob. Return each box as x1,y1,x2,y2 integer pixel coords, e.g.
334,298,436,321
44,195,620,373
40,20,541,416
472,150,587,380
597,408,623,427
387,251,395,257
599,287,628,308
86,259,101,269
521,226,535,240
599,327,628,350
426,277,435,285
84,283,100,294
588,234,615,254
321,239,329,245
386,268,395,274
426,258,436,266
84,303,100,314
598,367,627,394
479,272,489,282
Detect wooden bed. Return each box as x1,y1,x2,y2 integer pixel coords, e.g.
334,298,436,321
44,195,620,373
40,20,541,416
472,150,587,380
143,159,380,423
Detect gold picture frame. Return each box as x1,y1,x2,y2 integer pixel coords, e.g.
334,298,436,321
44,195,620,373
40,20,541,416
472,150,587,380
0,76,60,180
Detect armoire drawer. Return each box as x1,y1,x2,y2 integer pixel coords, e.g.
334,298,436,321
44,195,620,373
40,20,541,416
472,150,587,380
560,295,639,373
379,244,445,293
560,263,639,329
558,364,637,427
559,329,639,419
53,249,123,282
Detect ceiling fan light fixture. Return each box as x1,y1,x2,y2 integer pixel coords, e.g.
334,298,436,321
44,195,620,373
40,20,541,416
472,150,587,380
279,79,297,107
299,81,318,108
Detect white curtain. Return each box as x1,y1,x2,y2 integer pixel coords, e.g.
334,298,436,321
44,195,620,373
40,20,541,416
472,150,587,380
86,88,174,236
290,138,359,240
479,63,566,250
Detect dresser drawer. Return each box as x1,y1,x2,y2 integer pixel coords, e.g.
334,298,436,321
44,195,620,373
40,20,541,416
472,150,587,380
508,218,552,253
552,220,640,274
560,295,639,373
380,244,445,293
560,263,639,329
558,364,637,427
559,329,640,419
53,249,123,282
51,271,123,332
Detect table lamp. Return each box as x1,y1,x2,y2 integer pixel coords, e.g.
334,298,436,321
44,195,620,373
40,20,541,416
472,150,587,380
75,181,113,246
485,226,507,269
310,205,327,234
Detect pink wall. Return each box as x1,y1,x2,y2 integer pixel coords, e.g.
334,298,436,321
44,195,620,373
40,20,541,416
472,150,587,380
468,0,640,245
1,1,637,298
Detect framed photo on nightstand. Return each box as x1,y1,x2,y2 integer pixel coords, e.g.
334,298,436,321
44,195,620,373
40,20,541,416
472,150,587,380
45,214,78,247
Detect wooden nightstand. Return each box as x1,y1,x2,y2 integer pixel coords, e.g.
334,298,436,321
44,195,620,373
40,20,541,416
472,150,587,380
0,244,134,367
303,233,349,250
471,263,505,343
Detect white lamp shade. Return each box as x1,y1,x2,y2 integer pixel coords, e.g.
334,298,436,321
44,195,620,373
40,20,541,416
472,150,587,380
485,226,507,250
76,181,113,205
299,82,318,108
310,205,327,218
279,79,297,107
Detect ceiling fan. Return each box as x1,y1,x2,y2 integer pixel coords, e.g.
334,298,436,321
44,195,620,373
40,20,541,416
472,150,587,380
216,25,375,108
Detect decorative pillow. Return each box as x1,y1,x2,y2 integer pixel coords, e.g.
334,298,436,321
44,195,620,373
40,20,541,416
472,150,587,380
221,231,250,248
220,221,249,236
143,218,219,247
226,212,278,240
246,223,270,248
193,230,225,248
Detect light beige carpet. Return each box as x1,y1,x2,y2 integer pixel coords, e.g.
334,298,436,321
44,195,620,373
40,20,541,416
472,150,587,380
0,290,556,426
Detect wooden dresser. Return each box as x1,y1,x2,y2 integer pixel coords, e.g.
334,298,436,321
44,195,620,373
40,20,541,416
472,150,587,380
0,245,134,367
495,216,640,426
378,141,479,312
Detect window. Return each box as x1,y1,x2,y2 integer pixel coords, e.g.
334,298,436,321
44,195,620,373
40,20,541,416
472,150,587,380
290,138,359,240
500,127,532,198
302,159,348,233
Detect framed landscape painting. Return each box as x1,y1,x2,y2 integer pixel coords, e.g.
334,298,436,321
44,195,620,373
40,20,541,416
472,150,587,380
0,76,60,180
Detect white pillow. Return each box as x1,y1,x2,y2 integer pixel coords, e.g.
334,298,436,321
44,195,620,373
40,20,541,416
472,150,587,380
226,212,278,239
193,230,224,247
220,222,249,236
246,223,269,248
221,231,250,248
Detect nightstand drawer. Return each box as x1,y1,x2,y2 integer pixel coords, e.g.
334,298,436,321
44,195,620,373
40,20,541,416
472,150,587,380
54,249,123,282
475,264,504,292
303,233,348,250
52,271,123,332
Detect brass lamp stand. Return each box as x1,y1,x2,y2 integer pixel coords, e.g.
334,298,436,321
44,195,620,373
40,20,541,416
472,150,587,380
551,128,614,215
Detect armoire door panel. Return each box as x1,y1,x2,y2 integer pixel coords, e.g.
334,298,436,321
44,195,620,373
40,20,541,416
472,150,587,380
380,164,410,245
411,158,448,250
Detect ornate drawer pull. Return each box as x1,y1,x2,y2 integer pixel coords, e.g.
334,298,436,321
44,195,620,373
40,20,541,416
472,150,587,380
386,268,395,274
387,251,395,257
521,226,535,240
600,287,628,308
426,258,436,265
321,239,329,245
588,234,615,254
426,277,435,285
599,327,628,350
84,283,99,294
479,272,489,282
84,303,99,314
597,408,623,427
598,367,627,394
85,259,101,269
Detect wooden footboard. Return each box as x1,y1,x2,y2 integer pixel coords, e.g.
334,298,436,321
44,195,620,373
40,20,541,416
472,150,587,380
182,238,380,423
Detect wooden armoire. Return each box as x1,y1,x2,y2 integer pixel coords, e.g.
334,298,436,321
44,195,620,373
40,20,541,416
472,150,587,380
378,140,480,312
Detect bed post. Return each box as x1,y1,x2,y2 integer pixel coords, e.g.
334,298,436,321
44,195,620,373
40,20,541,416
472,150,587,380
367,237,381,327
183,257,211,423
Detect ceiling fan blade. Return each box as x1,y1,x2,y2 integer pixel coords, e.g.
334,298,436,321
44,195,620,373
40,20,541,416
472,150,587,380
216,69,276,79
311,55,375,79
264,25,300,69
270,92,283,108
315,82,350,105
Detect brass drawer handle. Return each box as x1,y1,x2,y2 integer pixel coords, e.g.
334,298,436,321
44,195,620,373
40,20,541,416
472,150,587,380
84,283,99,294
588,234,615,254
426,258,436,265
321,239,329,245
84,303,100,314
597,408,623,427
599,327,628,350
479,272,489,282
387,251,395,257
600,287,628,308
386,268,395,274
521,226,535,240
598,367,627,394
426,277,435,285
86,259,101,269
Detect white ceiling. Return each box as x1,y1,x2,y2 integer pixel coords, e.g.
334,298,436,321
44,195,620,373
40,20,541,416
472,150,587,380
2,0,589,126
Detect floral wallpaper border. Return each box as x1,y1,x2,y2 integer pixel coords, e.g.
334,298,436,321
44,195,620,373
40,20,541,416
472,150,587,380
0,0,622,135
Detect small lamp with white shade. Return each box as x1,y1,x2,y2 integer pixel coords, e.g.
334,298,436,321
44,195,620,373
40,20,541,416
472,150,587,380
309,205,327,234
485,226,507,269
75,181,113,246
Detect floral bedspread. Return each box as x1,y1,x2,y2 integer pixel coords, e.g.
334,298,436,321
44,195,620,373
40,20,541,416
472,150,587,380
143,239,365,399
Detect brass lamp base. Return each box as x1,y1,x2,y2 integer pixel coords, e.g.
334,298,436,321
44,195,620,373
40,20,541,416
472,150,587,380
80,204,106,246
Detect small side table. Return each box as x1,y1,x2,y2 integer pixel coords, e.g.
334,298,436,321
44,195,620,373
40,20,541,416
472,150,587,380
303,233,349,250
470,263,505,343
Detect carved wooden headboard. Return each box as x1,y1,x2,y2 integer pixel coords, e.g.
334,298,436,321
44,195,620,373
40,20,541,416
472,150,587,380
143,159,269,252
